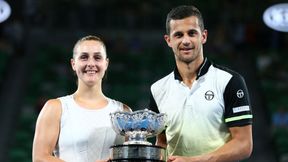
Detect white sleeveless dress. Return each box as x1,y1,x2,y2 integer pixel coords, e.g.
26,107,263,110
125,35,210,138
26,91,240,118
53,95,125,162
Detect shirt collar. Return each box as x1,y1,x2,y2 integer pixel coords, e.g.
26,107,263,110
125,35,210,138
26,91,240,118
174,57,212,81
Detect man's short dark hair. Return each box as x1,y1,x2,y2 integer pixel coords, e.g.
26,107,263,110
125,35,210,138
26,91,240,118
166,5,205,34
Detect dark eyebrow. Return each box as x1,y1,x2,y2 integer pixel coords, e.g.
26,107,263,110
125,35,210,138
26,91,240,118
188,29,199,34
173,31,183,36
79,52,101,55
80,52,89,55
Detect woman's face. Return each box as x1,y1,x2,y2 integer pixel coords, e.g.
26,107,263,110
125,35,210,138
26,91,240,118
71,40,108,86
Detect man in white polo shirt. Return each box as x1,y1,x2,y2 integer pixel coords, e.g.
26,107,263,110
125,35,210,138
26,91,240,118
149,5,253,162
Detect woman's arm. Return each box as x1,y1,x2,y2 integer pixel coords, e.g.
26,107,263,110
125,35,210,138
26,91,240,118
123,104,132,112
32,99,65,162
156,131,167,148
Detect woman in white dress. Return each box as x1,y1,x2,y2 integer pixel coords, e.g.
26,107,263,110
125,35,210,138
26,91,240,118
32,35,131,162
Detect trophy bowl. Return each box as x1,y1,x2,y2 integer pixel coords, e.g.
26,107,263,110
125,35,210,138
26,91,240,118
110,109,166,145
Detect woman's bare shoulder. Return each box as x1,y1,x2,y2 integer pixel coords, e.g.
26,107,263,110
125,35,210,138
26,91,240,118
38,98,62,119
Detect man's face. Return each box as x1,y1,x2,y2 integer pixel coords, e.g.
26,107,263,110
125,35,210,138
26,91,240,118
165,16,207,64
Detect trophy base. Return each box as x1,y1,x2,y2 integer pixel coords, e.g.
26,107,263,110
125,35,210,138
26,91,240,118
110,144,165,162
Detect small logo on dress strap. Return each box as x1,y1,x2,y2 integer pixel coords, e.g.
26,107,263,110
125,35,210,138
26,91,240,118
205,90,214,100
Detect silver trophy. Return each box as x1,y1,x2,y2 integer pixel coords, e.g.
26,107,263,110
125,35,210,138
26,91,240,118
109,109,167,161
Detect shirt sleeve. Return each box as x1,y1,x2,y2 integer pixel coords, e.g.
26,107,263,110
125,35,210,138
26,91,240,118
224,73,253,127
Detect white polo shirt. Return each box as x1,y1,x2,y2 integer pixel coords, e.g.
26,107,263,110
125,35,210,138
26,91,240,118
149,58,253,156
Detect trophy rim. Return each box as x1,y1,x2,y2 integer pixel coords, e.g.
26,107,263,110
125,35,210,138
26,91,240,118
110,144,166,149
110,109,167,144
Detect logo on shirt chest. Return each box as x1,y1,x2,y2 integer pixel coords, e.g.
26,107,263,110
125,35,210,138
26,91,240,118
204,90,214,100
